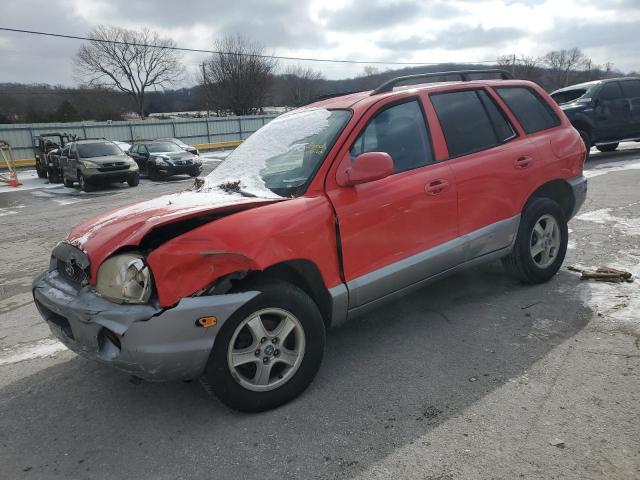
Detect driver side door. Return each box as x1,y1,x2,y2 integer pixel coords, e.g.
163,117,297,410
326,98,458,309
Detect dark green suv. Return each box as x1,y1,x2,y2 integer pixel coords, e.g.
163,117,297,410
61,140,140,192
551,77,640,156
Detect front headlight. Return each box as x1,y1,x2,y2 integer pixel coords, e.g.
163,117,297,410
96,253,153,304
153,156,169,165
81,160,99,168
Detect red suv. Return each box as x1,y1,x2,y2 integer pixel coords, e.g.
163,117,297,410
33,70,587,412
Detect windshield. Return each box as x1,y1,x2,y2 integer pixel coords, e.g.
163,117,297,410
78,142,122,158
551,85,595,105
147,142,183,153
204,109,351,198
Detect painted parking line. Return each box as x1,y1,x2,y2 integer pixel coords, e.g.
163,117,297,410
0,338,68,366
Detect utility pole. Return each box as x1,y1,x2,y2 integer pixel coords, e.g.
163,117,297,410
201,62,210,117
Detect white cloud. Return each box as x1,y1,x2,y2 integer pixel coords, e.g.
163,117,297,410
0,0,638,86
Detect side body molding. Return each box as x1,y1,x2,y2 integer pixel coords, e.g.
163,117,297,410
328,214,520,327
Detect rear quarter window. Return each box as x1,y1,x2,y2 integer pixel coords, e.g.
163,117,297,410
495,87,561,134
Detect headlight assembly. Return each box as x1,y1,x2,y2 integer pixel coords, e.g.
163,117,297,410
153,156,169,165
96,253,153,304
81,160,100,168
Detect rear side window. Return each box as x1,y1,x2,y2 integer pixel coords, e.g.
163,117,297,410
620,80,640,99
495,87,561,134
350,100,434,173
599,82,623,101
430,89,515,158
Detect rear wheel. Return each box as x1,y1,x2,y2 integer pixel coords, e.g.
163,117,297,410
202,280,325,412
578,129,591,160
502,198,568,284
596,143,619,152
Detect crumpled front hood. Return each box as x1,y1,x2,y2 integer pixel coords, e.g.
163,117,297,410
66,187,284,282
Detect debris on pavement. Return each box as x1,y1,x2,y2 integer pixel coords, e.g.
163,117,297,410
568,266,634,283
550,438,566,448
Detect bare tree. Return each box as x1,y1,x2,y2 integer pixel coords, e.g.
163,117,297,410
542,48,588,89
280,66,324,107
201,35,277,116
498,54,542,83
75,25,182,119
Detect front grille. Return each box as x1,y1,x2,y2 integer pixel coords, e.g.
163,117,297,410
98,162,129,172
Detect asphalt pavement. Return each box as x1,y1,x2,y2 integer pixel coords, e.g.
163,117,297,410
0,145,639,479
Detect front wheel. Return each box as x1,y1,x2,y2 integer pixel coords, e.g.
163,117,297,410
127,172,140,187
502,198,568,284
78,173,93,192
63,174,74,188
48,167,61,183
202,280,325,412
596,143,619,153
36,162,47,179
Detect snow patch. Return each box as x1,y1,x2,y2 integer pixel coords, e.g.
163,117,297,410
0,338,68,366
584,158,640,178
575,208,640,236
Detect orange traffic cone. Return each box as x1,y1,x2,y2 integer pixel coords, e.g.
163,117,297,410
9,170,19,187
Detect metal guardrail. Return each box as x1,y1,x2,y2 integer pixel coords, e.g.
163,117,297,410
6,139,244,168
0,115,276,165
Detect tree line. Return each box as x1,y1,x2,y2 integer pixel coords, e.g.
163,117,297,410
0,25,637,124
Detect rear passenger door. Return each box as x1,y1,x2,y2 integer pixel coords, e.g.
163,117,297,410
620,79,640,138
594,82,632,141
429,88,539,260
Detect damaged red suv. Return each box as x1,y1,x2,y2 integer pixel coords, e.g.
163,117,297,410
33,70,587,412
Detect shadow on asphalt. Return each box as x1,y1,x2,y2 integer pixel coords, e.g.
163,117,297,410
0,263,591,479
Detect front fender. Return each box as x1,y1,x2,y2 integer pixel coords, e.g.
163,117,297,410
147,196,342,308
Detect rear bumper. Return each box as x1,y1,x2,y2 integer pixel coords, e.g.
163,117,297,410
568,175,587,219
33,270,258,381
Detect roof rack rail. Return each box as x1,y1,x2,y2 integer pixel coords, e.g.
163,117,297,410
371,69,513,95
313,90,367,102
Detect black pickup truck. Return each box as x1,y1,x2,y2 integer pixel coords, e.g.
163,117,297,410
551,77,640,156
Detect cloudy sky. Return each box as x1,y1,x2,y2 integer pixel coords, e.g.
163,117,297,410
1,0,638,87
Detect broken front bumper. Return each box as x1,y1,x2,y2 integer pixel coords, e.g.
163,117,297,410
32,270,257,381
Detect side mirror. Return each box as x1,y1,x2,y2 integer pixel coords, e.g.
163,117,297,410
337,152,393,187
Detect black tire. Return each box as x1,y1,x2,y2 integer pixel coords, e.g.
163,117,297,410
189,169,201,178
63,174,74,188
48,167,61,183
577,129,591,160
148,164,161,181
596,143,619,153
502,198,568,284
202,280,325,412
36,162,47,179
78,172,93,192
127,172,140,187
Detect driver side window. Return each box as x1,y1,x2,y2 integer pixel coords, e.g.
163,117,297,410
349,99,434,173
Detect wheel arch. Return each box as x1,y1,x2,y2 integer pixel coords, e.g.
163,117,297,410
524,179,575,220
237,259,335,329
